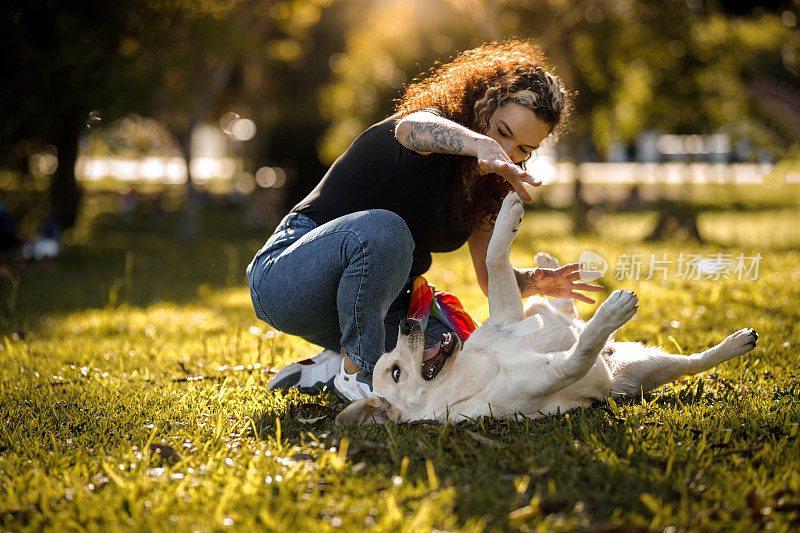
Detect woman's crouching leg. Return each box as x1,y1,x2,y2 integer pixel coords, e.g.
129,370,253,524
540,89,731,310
253,209,414,372
335,210,414,371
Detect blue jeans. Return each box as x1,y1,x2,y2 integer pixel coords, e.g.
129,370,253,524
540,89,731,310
247,210,419,371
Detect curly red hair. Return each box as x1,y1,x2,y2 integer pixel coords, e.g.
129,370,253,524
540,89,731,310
395,39,571,230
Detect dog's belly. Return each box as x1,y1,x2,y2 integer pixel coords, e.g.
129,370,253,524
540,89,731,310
524,396,596,418
513,314,581,353
449,392,598,421
465,317,581,355
522,360,613,417
447,354,613,421
442,314,611,421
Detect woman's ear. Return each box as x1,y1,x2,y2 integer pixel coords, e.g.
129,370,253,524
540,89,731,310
336,396,396,425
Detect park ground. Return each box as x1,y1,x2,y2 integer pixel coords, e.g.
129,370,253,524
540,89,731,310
1,184,800,531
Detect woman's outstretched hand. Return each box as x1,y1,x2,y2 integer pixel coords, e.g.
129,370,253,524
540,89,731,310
515,263,604,304
476,139,541,202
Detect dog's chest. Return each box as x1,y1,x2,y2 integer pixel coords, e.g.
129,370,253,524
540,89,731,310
445,352,550,418
466,322,536,353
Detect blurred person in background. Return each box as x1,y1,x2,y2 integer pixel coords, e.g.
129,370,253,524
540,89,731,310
0,197,20,253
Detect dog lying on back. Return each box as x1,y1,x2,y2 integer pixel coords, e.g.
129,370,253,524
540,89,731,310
337,192,758,424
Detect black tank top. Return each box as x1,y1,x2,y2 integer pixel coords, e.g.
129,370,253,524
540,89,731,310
292,111,472,274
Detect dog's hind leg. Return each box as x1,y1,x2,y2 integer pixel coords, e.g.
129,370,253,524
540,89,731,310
485,193,526,325
609,328,758,396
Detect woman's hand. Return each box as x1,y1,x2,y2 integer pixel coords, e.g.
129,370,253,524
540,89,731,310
476,138,541,202
515,264,604,304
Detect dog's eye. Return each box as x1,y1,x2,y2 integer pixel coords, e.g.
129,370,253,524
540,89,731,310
391,365,401,383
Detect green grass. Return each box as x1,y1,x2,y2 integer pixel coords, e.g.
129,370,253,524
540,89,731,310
1,188,800,532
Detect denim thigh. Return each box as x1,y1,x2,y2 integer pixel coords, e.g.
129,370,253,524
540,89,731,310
246,210,416,368
246,212,319,322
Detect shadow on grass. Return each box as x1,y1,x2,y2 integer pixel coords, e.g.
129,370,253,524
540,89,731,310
252,375,794,530
255,394,717,530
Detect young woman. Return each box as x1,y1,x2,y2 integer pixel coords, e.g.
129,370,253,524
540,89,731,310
247,40,602,400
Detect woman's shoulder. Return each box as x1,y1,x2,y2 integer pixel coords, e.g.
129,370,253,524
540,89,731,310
399,106,447,119
361,107,447,136
344,108,460,165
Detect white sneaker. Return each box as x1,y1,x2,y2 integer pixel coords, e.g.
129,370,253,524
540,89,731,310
267,349,342,393
333,358,373,401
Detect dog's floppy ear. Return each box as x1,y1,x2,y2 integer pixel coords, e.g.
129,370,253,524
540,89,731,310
336,396,396,425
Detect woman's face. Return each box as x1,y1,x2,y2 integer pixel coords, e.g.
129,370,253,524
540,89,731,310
486,102,552,165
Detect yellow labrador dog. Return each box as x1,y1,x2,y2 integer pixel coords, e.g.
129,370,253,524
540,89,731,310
337,192,758,424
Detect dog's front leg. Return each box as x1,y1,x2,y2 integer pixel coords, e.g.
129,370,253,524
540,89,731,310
485,192,526,325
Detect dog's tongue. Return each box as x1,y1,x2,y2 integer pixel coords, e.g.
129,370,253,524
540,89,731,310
422,341,442,362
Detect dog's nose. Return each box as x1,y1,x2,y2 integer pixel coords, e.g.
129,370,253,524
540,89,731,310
400,318,418,335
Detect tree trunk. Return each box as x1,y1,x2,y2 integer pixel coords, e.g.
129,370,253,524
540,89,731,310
645,164,704,242
572,172,594,235
172,62,234,244
46,117,82,236
645,211,704,242
176,130,200,243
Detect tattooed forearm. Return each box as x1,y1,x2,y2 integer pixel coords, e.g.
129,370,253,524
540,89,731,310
405,123,466,154
515,268,543,297
515,269,529,293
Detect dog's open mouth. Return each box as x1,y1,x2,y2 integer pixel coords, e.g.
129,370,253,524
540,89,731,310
421,332,457,381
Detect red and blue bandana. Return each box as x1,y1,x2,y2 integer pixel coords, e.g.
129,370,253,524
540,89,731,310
407,276,479,341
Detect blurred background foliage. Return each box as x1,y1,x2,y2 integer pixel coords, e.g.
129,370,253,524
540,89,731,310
0,0,798,244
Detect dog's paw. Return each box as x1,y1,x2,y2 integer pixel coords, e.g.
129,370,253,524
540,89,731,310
501,190,523,209
718,328,758,357
535,252,559,269
491,192,524,248
593,289,638,331
499,192,524,226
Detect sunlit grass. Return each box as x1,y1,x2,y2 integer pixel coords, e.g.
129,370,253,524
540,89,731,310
1,189,799,531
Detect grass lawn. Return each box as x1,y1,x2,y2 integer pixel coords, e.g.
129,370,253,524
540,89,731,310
1,186,799,532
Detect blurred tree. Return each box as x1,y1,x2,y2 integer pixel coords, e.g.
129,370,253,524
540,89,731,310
495,0,797,233
555,0,796,155
317,0,487,165
0,0,340,241
107,0,342,240
0,0,155,235
230,0,347,210
136,0,256,241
